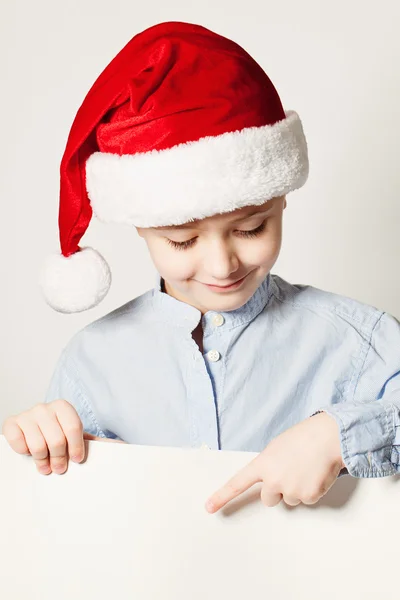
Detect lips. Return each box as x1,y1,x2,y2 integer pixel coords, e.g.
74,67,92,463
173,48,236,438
211,278,244,288
204,275,247,288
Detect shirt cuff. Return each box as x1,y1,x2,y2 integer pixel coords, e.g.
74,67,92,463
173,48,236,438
314,402,399,478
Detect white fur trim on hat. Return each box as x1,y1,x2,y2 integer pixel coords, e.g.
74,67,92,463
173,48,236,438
85,110,308,228
39,247,111,313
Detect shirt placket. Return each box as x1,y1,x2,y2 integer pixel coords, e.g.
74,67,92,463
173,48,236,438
195,312,229,450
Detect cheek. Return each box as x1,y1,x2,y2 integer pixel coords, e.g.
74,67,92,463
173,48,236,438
148,240,196,280
244,232,282,266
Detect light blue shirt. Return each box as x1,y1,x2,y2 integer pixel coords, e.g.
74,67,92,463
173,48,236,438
45,272,400,478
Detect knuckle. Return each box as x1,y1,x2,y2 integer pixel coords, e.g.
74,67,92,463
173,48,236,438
301,492,319,505
2,419,16,436
64,421,83,436
284,497,299,507
52,399,70,410
317,484,328,497
266,477,281,493
2,416,15,432
14,412,28,423
7,434,25,447
30,443,48,457
51,456,67,467
260,486,272,504
8,437,29,453
49,437,67,453
260,491,280,508
32,403,49,416
262,464,279,489
2,421,29,453
285,488,298,501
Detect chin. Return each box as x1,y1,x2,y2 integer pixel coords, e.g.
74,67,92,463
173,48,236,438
204,289,254,310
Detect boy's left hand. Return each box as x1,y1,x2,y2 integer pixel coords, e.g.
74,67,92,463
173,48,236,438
205,412,345,513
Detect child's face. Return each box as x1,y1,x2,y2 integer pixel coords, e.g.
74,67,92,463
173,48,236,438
136,196,286,314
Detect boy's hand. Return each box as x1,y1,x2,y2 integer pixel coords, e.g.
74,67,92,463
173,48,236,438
205,412,345,513
2,400,125,475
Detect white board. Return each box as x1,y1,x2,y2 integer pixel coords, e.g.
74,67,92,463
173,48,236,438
0,434,399,599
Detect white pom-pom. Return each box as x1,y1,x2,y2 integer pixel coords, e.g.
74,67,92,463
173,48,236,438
39,247,112,313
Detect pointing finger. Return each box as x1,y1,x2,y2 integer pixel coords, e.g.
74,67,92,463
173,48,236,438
205,459,261,513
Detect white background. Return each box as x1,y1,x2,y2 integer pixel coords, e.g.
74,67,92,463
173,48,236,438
1,0,399,426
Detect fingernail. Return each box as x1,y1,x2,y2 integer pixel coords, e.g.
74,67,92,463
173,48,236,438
71,455,82,463
39,466,51,475
52,465,65,474
205,500,215,512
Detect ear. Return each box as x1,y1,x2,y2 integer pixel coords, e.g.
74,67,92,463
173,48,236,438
135,226,144,238
283,197,287,210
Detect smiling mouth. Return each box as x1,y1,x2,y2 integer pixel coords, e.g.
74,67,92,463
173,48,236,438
202,274,249,288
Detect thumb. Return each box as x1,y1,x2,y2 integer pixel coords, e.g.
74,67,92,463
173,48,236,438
83,432,126,444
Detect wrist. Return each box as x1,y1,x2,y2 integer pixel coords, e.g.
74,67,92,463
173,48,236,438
314,411,345,469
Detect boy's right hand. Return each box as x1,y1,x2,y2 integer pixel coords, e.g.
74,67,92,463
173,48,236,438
2,399,111,475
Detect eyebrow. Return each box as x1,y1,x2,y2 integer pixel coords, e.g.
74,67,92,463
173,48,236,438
157,206,273,231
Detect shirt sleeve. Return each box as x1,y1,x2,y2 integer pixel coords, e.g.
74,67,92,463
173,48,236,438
44,348,106,438
317,311,400,478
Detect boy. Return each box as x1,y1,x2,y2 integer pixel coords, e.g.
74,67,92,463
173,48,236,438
3,21,400,513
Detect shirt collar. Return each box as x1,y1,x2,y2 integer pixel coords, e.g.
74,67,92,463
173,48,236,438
151,271,274,332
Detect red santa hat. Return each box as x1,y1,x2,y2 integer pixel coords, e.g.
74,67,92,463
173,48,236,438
40,21,309,313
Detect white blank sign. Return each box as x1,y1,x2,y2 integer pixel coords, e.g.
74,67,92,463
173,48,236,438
0,434,399,599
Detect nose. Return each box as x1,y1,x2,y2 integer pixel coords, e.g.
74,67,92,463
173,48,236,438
202,237,240,281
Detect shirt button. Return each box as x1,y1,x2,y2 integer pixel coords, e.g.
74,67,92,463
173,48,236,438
207,349,221,362
212,313,225,327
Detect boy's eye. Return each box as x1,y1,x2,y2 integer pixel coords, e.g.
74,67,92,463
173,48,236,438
165,220,267,251
236,220,267,238
166,237,197,251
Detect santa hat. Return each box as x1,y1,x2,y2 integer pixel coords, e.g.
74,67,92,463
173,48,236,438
40,21,309,313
